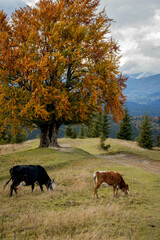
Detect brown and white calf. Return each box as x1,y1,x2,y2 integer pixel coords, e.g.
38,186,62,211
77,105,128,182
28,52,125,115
93,171,129,199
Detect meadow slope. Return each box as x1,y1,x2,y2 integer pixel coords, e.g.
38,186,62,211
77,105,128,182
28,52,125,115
0,139,160,240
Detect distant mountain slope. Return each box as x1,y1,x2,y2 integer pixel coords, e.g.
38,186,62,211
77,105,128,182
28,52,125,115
127,100,160,116
124,74,160,104
124,74,160,116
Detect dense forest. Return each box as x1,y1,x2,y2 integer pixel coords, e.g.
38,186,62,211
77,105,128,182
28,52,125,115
30,116,160,144
110,116,160,141
1,116,159,146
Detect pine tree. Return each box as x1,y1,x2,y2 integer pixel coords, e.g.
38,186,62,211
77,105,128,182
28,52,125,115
116,108,132,140
156,133,160,147
65,125,72,138
137,115,153,149
101,114,110,138
92,113,110,138
85,124,93,138
92,114,101,138
71,127,77,139
79,125,85,139
99,114,110,150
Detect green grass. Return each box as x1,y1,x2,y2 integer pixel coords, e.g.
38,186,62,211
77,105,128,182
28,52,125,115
0,138,160,240
59,138,160,161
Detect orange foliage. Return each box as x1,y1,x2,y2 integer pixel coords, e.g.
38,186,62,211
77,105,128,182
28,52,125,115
0,0,127,133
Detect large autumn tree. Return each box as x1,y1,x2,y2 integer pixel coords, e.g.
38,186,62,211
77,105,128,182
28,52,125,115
0,0,127,148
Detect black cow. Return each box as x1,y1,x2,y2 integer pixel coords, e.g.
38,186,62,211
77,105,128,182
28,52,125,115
4,165,56,196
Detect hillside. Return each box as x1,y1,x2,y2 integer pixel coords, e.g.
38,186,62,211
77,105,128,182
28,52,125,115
124,74,160,116
127,100,160,116
0,138,160,240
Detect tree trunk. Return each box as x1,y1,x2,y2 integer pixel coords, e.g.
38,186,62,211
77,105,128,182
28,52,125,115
49,122,60,147
39,124,50,148
38,121,61,148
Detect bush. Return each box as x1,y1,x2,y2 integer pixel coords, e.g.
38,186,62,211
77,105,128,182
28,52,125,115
11,132,28,144
100,132,110,150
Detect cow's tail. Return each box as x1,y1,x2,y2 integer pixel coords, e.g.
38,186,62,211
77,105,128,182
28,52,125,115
3,177,12,190
93,171,99,183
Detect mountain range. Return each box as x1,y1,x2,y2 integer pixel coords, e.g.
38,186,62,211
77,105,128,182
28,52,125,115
123,74,160,116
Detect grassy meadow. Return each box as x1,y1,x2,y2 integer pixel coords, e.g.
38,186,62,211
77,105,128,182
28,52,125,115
0,138,160,240
59,138,160,161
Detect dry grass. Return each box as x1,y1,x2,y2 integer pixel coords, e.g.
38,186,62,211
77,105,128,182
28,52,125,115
0,139,160,239
0,139,39,155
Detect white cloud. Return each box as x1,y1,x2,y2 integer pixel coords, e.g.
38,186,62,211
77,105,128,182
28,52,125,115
98,0,160,75
22,0,37,7
108,7,160,75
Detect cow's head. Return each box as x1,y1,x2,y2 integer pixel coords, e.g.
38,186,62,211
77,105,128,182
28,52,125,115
122,184,129,194
47,180,56,191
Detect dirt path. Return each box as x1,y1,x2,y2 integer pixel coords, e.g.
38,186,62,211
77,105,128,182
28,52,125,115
50,142,160,175
96,154,160,175
51,142,160,175
49,143,74,152
2,140,159,175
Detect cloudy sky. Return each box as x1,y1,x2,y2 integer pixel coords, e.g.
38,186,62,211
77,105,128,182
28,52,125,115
1,0,160,76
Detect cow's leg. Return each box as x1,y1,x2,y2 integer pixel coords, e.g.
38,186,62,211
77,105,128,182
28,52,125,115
10,178,20,196
10,177,22,197
115,185,119,196
10,183,17,197
116,189,118,196
10,185,14,197
31,184,35,192
113,186,116,197
14,187,17,195
39,184,43,192
93,182,100,200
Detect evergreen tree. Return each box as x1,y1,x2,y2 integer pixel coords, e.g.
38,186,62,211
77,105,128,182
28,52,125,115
116,108,132,140
65,125,72,138
85,124,93,138
137,115,153,149
92,113,110,138
100,132,105,147
156,133,160,147
11,132,27,144
100,131,111,150
101,114,110,138
92,114,101,137
71,127,77,139
0,126,27,144
99,114,110,150
79,125,85,139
